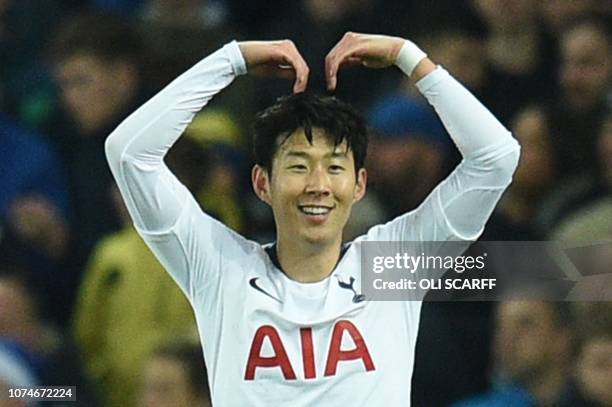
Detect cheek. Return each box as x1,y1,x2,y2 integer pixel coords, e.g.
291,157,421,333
62,86,86,112
334,178,359,201
269,182,300,211
91,81,118,112
64,83,102,117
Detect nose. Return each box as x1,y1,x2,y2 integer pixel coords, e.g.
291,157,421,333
304,166,331,196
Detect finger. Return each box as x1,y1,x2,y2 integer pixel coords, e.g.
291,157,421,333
282,41,309,93
325,33,358,90
325,43,342,91
327,48,356,90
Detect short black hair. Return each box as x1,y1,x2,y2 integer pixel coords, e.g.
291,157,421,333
253,92,368,174
47,10,144,68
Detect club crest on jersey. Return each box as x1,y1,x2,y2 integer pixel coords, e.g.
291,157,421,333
336,276,366,303
244,320,375,380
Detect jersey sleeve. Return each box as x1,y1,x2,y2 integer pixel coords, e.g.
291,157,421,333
104,42,249,300
367,67,520,244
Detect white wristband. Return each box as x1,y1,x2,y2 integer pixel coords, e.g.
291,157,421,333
395,40,427,77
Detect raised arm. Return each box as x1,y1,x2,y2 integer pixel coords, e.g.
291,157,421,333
105,40,309,233
104,40,308,298
326,33,520,240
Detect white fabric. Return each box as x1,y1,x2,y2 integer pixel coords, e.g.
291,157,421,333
395,40,427,76
106,40,519,406
0,344,37,388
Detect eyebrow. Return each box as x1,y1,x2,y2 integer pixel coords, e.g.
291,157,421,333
285,150,349,159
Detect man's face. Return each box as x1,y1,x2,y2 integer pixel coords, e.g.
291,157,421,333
494,301,567,382
473,0,537,29
139,356,209,407
54,53,134,134
577,338,612,406
253,128,366,247
511,107,554,191
560,25,611,111
433,35,486,91
367,137,443,211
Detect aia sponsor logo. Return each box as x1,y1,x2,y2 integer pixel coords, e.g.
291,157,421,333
244,320,375,380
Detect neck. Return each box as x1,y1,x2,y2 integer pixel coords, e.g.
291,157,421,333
525,366,568,405
277,236,342,283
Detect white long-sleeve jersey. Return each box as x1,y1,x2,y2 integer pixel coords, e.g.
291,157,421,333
105,41,519,406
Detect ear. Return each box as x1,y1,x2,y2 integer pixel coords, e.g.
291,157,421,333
252,165,272,205
353,168,367,203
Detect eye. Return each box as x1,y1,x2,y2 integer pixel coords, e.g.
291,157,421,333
288,164,307,172
329,165,345,174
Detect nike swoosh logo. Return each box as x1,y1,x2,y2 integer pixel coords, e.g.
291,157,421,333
249,278,282,303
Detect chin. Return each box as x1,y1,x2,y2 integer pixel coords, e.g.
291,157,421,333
300,230,335,246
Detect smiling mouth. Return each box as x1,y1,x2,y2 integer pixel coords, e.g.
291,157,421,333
298,205,334,216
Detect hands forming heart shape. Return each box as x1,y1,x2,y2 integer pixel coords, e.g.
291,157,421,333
238,32,405,94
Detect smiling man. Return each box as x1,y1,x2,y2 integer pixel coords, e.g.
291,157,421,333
106,33,520,405
251,98,368,282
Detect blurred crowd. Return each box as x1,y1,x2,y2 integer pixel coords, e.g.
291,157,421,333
0,0,611,406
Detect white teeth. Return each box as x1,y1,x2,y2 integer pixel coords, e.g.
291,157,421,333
300,206,331,215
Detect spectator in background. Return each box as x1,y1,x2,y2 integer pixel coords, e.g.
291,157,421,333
182,110,247,233
561,303,612,406
73,186,197,407
334,26,488,238
539,0,598,36
414,107,556,407
368,26,493,407
539,111,612,237
0,114,69,309
0,252,100,405
138,340,211,407
482,105,555,240
46,11,148,325
73,121,247,405
72,136,218,407
472,0,559,124
454,301,574,407
364,25,493,218
418,26,487,96
546,18,611,178
367,90,450,217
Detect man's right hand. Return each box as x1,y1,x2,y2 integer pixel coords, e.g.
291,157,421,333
238,40,309,93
